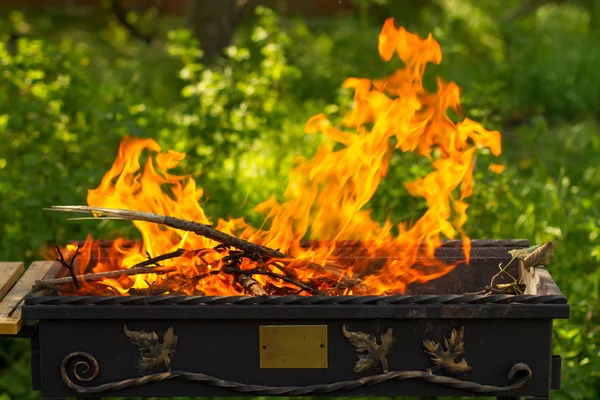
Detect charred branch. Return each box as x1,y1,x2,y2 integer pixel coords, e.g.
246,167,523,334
236,275,268,296
224,265,321,295
135,249,186,268
275,259,366,293
221,250,321,295
49,206,290,258
55,244,81,289
33,246,317,296
47,206,365,290
30,280,74,294
33,244,331,296
34,265,170,289
33,249,186,290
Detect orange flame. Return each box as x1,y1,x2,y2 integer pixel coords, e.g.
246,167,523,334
57,19,501,296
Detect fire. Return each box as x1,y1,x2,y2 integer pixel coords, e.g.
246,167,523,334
57,19,501,296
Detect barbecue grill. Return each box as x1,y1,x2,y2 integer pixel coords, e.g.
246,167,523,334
0,238,568,400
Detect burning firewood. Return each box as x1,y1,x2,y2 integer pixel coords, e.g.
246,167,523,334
32,249,186,291
32,236,359,296
45,205,367,294
236,275,268,296
54,245,81,289
48,206,291,259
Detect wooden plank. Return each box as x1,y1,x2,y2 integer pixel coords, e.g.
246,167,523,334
0,262,24,301
0,261,54,335
31,261,64,296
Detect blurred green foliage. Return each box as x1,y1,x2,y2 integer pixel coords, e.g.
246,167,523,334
0,0,599,399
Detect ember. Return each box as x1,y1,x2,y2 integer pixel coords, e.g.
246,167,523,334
46,18,501,297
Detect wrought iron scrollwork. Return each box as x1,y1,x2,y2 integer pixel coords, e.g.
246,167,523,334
60,324,532,396
61,351,99,383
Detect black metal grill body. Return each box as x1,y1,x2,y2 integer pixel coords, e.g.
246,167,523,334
21,239,569,399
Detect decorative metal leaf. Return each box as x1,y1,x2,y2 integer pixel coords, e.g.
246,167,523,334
445,326,465,358
124,325,178,373
342,325,395,373
422,339,441,364
342,324,374,352
124,325,159,351
423,327,471,376
379,329,394,355
355,355,375,373
378,328,395,373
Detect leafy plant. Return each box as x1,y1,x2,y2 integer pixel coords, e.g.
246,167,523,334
0,2,599,399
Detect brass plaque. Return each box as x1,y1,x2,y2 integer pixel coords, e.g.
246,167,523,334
259,325,328,368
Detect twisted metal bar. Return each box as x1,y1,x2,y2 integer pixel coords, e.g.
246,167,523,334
61,352,531,396
78,238,531,249
26,293,567,306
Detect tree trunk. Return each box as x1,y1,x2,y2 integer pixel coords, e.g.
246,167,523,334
188,0,255,63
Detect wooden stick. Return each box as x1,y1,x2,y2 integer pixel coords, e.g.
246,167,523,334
32,250,186,289
236,275,268,296
55,245,81,288
33,265,174,289
274,259,367,294
47,206,365,288
34,249,315,296
31,280,76,293
48,206,291,257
